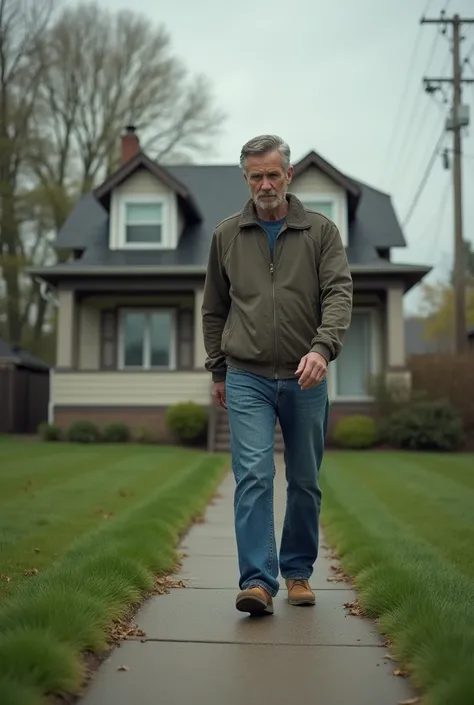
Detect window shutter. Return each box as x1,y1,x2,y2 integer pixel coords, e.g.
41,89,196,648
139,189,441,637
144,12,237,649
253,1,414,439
178,308,194,370
100,310,117,370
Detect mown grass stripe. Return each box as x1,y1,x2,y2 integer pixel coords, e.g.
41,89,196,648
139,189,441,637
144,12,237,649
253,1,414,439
321,451,474,705
0,447,201,596
0,445,227,705
335,453,474,579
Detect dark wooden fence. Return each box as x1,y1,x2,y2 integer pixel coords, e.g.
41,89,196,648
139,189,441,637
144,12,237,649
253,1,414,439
408,353,474,439
0,365,50,434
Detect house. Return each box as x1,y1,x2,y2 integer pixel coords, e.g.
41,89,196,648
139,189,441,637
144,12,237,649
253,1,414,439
27,126,431,449
0,338,50,434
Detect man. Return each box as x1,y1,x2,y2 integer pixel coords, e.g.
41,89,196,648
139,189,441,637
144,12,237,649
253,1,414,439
202,135,352,616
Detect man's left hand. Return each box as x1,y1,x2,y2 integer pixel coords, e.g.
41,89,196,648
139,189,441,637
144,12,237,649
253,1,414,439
295,352,327,390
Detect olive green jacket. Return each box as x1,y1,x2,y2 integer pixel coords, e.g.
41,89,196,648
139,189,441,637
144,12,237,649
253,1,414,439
202,193,353,382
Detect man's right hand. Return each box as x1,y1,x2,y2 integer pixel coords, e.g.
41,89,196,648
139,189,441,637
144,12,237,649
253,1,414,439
212,381,227,409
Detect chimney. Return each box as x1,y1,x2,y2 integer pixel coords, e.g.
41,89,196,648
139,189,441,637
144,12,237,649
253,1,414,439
121,125,140,164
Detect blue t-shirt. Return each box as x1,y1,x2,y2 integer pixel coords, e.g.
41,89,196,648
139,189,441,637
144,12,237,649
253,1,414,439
258,218,285,259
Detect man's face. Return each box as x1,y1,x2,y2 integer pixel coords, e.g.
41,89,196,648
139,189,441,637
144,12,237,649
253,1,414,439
244,150,293,212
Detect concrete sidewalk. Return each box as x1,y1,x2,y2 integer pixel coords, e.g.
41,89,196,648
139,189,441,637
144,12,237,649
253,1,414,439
81,460,416,705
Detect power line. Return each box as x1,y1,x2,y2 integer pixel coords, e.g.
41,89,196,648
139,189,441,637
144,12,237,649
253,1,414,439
422,178,451,261
390,66,449,195
421,12,474,353
379,0,435,184
402,129,446,227
387,17,450,189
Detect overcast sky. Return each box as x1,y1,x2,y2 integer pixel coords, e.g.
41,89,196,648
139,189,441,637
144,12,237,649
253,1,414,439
104,0,474,314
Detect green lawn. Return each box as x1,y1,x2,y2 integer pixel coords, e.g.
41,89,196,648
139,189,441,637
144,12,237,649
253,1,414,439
321,451,474,705
0,438,227,705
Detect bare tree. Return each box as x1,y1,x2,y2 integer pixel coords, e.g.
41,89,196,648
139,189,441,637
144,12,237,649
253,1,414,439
0,0,56,344
30,1,225,201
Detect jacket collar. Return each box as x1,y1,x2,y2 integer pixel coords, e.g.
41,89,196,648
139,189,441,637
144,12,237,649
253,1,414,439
238,192,311,230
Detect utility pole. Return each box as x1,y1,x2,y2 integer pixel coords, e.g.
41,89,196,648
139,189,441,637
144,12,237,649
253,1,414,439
422,13,474,354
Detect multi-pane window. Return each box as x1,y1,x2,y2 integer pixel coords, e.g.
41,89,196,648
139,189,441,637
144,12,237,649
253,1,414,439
120,310,175,369
125,202,163,245
334,311,373,398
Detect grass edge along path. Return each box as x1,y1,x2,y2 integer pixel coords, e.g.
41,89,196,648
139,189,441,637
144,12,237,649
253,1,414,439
0,451,227,705
321,457,474,705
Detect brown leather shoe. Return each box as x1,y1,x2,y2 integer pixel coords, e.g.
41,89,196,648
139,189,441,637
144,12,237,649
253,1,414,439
286,579,315,606
236,585,274,615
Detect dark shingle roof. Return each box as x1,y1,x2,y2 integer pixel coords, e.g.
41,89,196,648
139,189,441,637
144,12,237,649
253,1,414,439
53,163,407,269
0,338,50,371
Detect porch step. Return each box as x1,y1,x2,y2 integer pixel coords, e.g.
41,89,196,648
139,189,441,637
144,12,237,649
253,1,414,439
212,409,285,453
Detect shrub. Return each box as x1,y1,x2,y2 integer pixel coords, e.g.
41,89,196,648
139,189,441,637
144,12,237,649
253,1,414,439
67,420,101,444
387,399,464,451
333,415,379,449
38,422,63,442
135,427,155,444
165,402,208,445
103,423,131,443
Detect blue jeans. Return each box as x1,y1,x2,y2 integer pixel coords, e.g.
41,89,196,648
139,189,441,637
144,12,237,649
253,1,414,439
225,368,329,597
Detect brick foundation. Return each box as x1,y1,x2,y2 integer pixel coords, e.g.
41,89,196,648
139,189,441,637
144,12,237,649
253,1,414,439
54,406,186,443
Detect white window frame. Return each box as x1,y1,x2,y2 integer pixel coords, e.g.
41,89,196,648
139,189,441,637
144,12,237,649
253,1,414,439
295,191,348,247
112,194,177,250
328,307,381,402
118,308,177,371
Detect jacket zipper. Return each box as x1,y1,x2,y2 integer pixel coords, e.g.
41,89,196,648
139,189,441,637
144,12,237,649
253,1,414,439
270,261,277,378
270,224,286,379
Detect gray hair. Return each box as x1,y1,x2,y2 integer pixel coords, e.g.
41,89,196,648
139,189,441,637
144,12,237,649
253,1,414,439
239,134,291,172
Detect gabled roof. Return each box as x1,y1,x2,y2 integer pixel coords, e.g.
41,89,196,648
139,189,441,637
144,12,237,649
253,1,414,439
29,148,431,292
93,151,202,223
292,150,361,213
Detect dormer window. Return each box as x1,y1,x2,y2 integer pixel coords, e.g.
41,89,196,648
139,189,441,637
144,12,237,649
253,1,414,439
300,200,334,220
296,193,348,247
110,193,178,250
125,202,163,244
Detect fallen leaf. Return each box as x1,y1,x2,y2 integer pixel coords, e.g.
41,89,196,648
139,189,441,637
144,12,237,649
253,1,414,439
34,548,40,553
151,575,187,595
192,514,206,524
343,600,365,617
383,653,395,660
117,665,130,672
24,568,39,576
109,619,146,642
398,699,420,705
102,513,114,520
0,574,11,583
393,668,408,678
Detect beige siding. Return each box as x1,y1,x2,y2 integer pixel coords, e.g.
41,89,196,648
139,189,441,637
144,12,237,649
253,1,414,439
56,290,76,367
291,166,348,246
78,305,100,370
115,169,170,196
52,371,211,406
292,165,343,196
